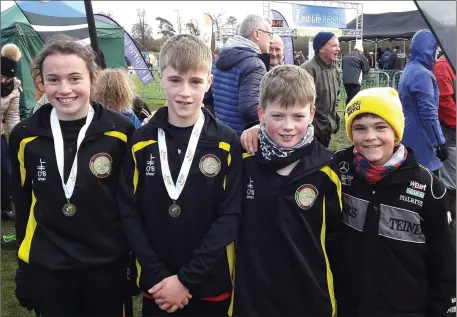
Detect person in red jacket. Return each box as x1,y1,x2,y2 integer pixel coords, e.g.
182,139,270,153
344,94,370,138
434,51,456,230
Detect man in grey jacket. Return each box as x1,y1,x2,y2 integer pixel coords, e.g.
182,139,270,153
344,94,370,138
342,44,370,105
301,32,341,148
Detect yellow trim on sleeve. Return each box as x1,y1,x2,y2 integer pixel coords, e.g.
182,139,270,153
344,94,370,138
319,166,342,210
219,142,231,166
135,259,141,287
132,140,156,194
321,197,337,317
226,241,236,317
242,153,253,159
18,191,37,264
18,137,38,187
218,142,230,152
104,131,127,143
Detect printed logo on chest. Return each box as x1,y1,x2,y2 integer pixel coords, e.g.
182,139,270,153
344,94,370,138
246,177,255,199
145,154,156,176
36,158,47,181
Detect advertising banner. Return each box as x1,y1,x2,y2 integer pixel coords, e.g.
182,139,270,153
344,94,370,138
292,4,346,29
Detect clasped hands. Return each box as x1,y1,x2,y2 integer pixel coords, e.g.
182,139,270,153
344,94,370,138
148,275,192,313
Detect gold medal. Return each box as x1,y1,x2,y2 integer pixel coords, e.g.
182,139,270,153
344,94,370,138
62,202,77,217
168,203,181,218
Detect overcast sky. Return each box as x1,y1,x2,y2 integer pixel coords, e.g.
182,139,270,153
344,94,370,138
1,1,418,35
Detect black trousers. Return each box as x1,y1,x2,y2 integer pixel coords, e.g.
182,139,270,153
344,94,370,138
31,259,126,317
344,83,361,106
142,296,230,317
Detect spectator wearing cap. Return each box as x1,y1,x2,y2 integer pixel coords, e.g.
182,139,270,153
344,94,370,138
342,44,370,105
388,44,407,70
1,43,22,221
300,31,341,147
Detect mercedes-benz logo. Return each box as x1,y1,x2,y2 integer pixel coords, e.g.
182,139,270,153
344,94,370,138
338,161,350,174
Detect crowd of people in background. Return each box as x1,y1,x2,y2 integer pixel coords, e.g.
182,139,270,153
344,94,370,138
0,11,455,317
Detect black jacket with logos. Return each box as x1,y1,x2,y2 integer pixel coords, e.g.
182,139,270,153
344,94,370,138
117,107,242,299
9,103,135,270
335,147,456,317
234,140,342,317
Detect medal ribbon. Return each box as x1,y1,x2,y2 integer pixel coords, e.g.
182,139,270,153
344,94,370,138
158,110,205,201
50,106,95,200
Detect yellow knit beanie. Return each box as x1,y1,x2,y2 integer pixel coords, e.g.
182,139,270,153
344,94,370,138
345,87,405,143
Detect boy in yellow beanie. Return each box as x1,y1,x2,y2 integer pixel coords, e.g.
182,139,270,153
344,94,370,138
334,87,456,316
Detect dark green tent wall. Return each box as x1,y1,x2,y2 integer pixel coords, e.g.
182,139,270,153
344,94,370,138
1,5,125,118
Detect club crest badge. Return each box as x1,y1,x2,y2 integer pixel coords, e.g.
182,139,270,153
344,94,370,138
295,184,319,210
199,154,221,177
89,153,112,178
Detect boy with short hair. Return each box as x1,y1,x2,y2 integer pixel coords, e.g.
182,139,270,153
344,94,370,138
335,87,456,316
234,65,342,317
118,34,242,316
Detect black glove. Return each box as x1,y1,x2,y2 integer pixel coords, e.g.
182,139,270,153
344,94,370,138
15,265,35,311
436,144,449,162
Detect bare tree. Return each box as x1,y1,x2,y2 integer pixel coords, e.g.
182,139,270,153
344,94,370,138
156,17,176,39
185,19,200,36
205,10,226,35
131,9,153,48
205,11,226,51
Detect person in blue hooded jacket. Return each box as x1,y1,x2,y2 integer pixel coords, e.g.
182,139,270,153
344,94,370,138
398,29,447,174
210,14,271,136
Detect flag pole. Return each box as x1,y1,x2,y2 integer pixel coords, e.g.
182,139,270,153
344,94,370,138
84,0,105,69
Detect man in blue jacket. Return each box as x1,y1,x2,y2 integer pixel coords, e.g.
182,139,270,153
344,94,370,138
211,14,271,135
398,29,447,174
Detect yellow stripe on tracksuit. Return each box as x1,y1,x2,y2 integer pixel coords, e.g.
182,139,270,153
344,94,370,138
132,140,156,193
18,192,37,263
18,137,38,186
17,137,39,263
319,166,342,317
218,142,236,316
104,131,128,143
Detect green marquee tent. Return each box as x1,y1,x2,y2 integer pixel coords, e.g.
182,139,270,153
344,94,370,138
1,5,125,118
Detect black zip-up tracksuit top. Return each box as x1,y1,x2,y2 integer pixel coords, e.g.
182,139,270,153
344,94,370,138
234,140,342,317
9,103,135,270
117,107,242,299
335,147,456,317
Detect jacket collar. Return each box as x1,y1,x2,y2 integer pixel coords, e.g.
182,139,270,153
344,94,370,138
314,53,335,70
26,102,116,138
148,106,221,143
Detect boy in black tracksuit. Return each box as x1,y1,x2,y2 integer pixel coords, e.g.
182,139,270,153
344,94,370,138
118,34,242,317
234,65,342,317
335,87,456,316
